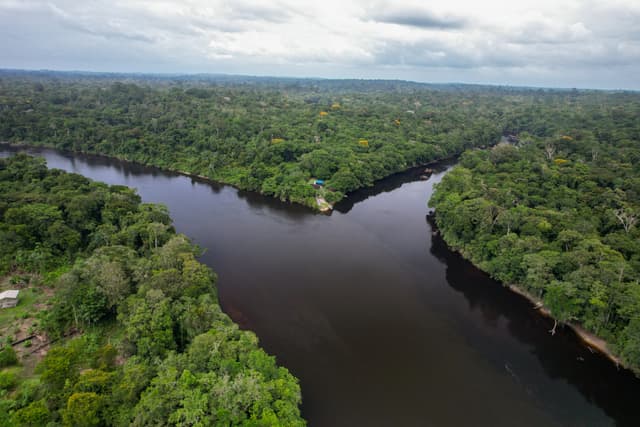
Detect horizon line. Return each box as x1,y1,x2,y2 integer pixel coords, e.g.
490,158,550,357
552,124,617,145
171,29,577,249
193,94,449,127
1,67,637,93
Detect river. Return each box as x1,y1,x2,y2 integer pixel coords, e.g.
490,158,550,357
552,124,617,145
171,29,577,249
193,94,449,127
2,145,639,426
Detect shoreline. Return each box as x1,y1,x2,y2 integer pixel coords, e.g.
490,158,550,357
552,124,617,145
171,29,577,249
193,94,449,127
428,213,630,375
0,141,317,209
0,141,458,214
506,284,623,367
8,140,624,372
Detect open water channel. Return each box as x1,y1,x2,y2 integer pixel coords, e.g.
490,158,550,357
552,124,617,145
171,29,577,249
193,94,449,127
2,145,639,426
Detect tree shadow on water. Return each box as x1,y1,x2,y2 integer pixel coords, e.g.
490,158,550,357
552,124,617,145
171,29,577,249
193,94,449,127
334,159,456,214
427,214,640,426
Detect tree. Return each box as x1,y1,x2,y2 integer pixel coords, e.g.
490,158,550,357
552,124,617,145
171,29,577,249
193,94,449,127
619,317,640,371
84,255,131,310
12,400,50,427
120,289,175,359
544,144,556,161
523,250,561,297
614,208,638,234
63,392,103,427
37,346,80,405
544,280,581,334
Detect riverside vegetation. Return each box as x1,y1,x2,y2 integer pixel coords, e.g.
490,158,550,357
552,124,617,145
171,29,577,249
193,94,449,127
1,70,640,383
429,98,640,373
0,154,304,426
4,72,636,212
1,71,508,209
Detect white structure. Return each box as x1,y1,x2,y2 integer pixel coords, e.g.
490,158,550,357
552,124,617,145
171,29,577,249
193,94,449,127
0,290,19,308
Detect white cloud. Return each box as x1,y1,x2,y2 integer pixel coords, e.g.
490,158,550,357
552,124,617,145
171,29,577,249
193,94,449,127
0,0,639,88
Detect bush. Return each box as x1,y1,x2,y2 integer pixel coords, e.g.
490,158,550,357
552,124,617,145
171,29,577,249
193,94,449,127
0,370,17,391
12,378,40,408
0,346,18,368
12,399,50,426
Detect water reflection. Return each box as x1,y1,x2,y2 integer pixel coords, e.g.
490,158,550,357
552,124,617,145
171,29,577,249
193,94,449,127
2,144,639,426
334,160,457,214
428,215,640,427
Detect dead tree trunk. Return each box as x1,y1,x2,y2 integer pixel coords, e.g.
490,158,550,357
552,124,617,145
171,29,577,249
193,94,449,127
544,144,556,161
614,209,637,233
549,319,558,336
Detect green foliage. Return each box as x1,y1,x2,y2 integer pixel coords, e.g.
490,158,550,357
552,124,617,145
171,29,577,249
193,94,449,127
0,153,170,275
0,75,512,209
7,75,636,213
12,399,50,427
0,369,18,391
0,345,18,368
37,346,81,395
93,344,118,371
0,155,305,425
430,111,640,374
619,318,640,366
120,289,176,359
134,325,303,426
63,392,103,427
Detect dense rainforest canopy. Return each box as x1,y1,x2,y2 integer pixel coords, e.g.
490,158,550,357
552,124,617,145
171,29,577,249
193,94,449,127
1,69,640,387
429,100,640,373
2,72,637,210
0,154,304,426
0,70,557,208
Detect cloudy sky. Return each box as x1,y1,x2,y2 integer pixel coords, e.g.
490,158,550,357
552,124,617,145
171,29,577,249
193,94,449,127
1,0,639,89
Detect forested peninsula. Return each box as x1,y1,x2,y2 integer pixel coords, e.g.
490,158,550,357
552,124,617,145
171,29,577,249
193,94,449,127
3,72,637,212
429,101,640,373
1,71,521,209
0,154,304,426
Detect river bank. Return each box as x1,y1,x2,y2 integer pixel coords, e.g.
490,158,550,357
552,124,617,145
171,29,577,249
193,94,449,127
506,284,623,368
5,141,624,368
427,212,632,376
4,144,640,426
5,140,628,372
0,141,457,214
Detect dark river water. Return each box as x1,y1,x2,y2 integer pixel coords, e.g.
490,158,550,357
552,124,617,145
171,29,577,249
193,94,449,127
2,145,639,426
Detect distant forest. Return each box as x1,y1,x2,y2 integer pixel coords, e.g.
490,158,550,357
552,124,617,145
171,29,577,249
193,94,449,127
2,70,635,209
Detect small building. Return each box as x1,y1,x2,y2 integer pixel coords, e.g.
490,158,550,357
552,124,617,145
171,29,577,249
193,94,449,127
0,290,19,309
314,179,325,186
